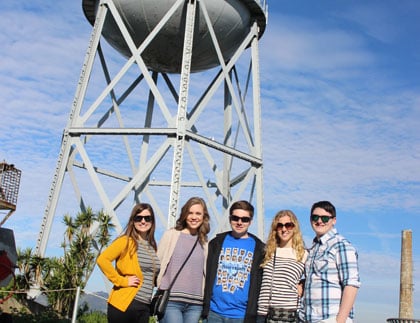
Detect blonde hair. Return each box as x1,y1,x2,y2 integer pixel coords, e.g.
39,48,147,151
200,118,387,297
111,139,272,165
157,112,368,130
261,210,306,267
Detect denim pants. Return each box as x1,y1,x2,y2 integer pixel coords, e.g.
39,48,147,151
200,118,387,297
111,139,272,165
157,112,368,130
160,300,202,323
202,310,245,323
256,315,266,323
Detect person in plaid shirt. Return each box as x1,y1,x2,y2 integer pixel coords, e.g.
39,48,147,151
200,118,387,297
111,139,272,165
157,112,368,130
299,201,361,323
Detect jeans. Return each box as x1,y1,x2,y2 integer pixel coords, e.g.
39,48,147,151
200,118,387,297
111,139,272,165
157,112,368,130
319,318,353,323
202,310,245,323
298,318,353,323
160,300,202,323
256,315,266,323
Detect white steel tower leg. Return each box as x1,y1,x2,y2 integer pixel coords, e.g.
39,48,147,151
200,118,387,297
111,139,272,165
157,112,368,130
168,0,197,227
35,3,110,257
251,25,264,238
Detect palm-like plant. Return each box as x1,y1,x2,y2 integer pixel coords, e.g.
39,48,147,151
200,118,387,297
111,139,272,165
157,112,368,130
15,247,33,291
63,214,76,246
15,207,114,318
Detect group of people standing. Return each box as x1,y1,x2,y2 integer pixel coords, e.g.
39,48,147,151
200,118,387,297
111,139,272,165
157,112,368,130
97,198,360,323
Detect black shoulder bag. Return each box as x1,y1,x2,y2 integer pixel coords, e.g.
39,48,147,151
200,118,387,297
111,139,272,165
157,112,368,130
151,237,199,320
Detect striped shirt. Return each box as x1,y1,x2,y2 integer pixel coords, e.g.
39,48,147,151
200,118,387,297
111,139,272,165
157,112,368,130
300,228,361,322
135,240,160,304
257,247,306,315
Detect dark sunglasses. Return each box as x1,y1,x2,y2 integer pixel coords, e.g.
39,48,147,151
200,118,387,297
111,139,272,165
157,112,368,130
230,215,251,223
311,214,335,223
133,215,152,223
276,222,295,230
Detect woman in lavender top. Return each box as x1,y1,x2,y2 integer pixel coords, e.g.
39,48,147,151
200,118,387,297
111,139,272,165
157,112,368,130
157,197,210,323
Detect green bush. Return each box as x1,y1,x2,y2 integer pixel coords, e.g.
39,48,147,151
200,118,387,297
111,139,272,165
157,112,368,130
9,307,69,323
78,310,107,323
6,306,159,323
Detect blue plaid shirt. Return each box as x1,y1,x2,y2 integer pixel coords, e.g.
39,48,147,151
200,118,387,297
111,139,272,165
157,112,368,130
300,228,361,322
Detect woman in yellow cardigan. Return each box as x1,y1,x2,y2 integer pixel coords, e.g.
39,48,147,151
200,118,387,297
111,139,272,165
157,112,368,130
97,203,160,323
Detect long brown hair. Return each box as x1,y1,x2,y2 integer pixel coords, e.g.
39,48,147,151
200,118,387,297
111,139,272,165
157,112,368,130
175,197,210,245
261,210,306,267
122,203,157,256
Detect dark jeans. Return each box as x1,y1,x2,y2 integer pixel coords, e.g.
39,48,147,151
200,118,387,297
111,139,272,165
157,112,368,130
256,315,266,323
107,299,150,323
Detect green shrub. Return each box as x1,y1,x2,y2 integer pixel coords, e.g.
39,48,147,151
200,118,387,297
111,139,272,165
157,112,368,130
78,310,107,323
9,307,69,323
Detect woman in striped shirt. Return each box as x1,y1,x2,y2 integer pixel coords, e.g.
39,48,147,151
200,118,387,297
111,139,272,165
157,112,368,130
257,210,307,323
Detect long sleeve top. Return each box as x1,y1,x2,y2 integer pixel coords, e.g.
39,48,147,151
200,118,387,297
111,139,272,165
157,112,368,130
97,236,144,312
300,228,361,322
202,231,265,322
157,228,208,294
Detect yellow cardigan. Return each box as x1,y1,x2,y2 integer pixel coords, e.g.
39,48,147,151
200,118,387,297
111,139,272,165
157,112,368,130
97,236,144,312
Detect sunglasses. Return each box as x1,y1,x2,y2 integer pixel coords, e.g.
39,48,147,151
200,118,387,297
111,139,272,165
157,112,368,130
230,215,251,223
311,214,335,223
276,222,295,230
133,215,152,223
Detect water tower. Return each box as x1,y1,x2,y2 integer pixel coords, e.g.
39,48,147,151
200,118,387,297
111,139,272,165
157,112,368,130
35,0,268,258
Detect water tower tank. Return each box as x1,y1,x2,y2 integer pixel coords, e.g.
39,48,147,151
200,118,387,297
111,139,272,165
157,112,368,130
82,0,266,73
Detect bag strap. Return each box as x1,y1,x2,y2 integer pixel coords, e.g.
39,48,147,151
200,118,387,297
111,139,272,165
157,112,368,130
268,248,276,307
167,236,199,290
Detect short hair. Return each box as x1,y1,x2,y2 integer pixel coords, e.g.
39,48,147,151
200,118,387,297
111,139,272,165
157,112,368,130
311,200,336,218
229,200,254,219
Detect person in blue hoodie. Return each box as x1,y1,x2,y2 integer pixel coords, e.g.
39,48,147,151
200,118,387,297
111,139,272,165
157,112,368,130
202,200,265,323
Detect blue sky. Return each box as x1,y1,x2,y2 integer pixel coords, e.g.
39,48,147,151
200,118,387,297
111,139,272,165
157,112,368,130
1,1,419,322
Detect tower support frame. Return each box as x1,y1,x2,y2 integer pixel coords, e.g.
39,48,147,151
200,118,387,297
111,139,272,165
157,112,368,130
35,0,266,257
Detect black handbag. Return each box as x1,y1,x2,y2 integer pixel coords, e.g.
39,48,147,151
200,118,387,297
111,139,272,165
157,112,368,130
150,237,199,320
266,307,298,323
150,288,170,320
